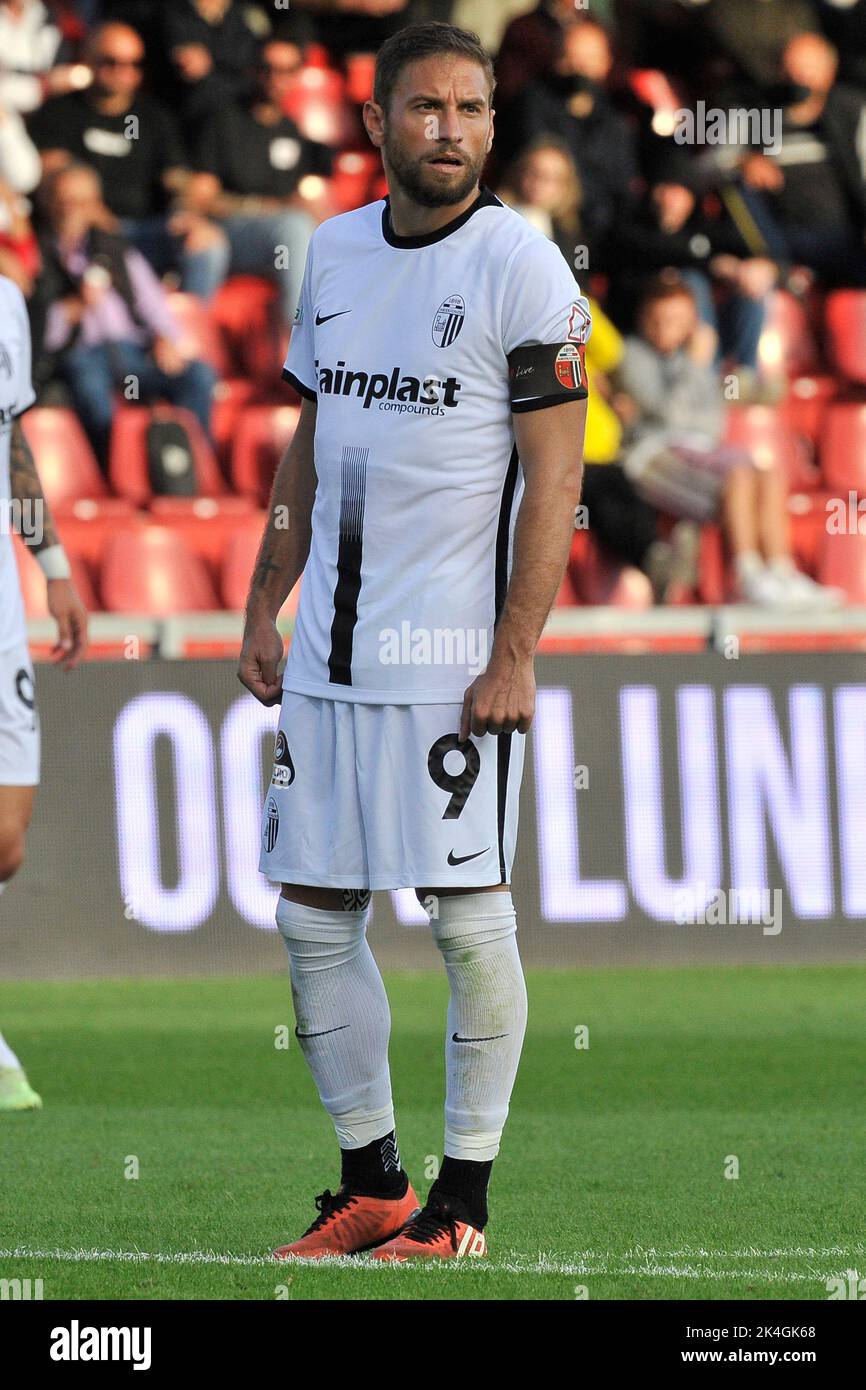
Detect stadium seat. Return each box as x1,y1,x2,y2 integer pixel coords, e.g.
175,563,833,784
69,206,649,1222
211,378,258,468
825,289,866,385
100,525,221,614
13,532,100,616
166,292,232,377
788,491,833,578
555,568,581,607
231,405,302,505
148,498,259,582
777,375,838,447
108,404,227,507
221,512,300,614
330,150,380,213
20,408,109,510
725,404,819,491
210,277,282,390
575,535,653,608
697,524,726,604
281,66,357,147
345,52,376,105
820,403,866,492
757,290,822,379
820,529,866,603
53,507,145,573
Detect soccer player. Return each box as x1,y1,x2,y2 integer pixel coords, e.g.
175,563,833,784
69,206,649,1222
0,274,88,1111
239,21,590,1261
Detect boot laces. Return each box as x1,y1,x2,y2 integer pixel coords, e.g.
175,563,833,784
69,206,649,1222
302,1188,357,1237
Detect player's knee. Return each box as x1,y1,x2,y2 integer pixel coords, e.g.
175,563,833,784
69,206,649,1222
275,893,370,971
428,891,518,963
0,830,26,883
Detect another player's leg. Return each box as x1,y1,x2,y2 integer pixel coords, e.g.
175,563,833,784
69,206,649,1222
0,785,42,1112
374,886,527,1261
273,884,418,1259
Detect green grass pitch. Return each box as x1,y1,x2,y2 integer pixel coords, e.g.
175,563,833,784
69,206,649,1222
1,966,863,1301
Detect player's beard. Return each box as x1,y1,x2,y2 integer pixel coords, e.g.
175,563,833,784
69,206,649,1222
383,134,483,208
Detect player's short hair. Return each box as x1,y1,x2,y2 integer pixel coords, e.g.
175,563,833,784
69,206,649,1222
373,21,496,114
638,272,697,314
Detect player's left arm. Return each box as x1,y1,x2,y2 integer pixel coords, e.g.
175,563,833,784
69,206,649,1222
459,397,587,739
10,419,88,669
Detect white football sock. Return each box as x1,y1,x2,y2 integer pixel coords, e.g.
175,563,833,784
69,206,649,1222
276,897,394,1149
429,891,528,1162
0,1032,22,1070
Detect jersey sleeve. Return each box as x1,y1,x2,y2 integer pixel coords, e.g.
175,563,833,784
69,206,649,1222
282,238,317,401
11,283,36,419
500,236,592,414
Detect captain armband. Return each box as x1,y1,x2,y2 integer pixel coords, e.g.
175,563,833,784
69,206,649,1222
507,341,589,414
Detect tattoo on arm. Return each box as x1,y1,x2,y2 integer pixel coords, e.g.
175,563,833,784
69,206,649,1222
9,420,60,553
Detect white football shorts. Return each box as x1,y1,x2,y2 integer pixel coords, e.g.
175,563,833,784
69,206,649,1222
258,692,525,890
0,641,40,786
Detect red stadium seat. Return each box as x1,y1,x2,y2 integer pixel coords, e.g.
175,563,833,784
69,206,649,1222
52,507,144,572
148,497,258,581
108,405,227,507
221,513,300,614
575,535,653,608
777,375,838,447
757,290,822,378
231,405,302,505
825,289,866,385
725,404,819,491
211,378,258,468
166,292,232,377
13,532,100,616
820,529,866,603
20,408,108,510
281,66,357,147
555,567,581,607
330,150,380,212
210,277,283,390
820,403,866,492
100,525,221,614
345,52,376,105
697,523,726,604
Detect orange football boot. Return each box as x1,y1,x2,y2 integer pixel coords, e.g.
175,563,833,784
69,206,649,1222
274,1184,420,1260
372,1194,488,1262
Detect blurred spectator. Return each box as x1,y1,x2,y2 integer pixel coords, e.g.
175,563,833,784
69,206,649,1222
607,148,777,378
0,0,86,112
507,19,638,244
701,0,818,97
818,0,866,88
452,1,533,56
160,0,260,132
495,0,582,107
31,161,216,468
27,21,228,298
500,135,588,267
614,276,840,608
186,38,327,328
738,32,866,285
0,96,41,193
0,175,39,292
289,0,411,58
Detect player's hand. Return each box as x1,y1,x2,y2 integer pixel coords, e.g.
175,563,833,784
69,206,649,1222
459,651,536,739
238,616,284,706
46,578,89,670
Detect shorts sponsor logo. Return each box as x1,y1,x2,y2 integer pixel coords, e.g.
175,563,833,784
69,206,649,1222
271,730,295,787
432,294,465,348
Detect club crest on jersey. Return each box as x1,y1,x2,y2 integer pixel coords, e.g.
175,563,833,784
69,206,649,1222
555,343,583,391
263,796,280,853
432,295,465,348
271,730,295,787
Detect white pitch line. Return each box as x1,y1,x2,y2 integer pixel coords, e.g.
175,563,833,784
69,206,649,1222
0,1247,855,1284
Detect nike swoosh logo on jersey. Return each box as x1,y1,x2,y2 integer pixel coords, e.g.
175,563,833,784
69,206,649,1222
447,847,489,866
452,1032,508,1043
295,1024,350,1039
316,309,352,325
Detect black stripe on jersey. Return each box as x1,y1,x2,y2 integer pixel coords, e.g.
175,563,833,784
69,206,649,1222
494,445,519,628
328,445,369,685
496,731,513,885
282,367,317,401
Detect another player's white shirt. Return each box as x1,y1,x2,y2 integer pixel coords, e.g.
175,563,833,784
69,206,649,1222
0,276,35,654
282,186,591,703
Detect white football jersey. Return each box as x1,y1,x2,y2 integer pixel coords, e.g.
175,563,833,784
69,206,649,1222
0,277,35,654
282,186,591,703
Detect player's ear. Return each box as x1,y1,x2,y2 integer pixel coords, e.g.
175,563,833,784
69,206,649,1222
363,99,386,149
